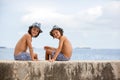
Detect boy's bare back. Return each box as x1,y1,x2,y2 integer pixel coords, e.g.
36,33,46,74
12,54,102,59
60,36,72,58
14,33,32,55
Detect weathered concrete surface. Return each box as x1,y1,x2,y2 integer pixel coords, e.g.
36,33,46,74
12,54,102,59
0,60,120,80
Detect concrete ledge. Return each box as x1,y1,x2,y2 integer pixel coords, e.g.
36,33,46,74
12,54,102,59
0,60,120,80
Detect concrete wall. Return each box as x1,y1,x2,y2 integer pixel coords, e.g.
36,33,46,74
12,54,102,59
0,60,120,80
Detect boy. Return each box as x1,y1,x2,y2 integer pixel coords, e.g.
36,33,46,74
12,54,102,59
14,22,42,61
44,25,72,62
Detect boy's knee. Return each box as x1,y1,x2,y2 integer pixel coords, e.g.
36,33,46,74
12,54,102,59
34,53,38,59
46,50,52,55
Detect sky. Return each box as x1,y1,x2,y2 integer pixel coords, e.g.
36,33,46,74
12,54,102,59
0,0,120,49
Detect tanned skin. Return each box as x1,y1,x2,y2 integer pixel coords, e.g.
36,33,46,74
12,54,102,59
14,27,40,61
44,30,72,62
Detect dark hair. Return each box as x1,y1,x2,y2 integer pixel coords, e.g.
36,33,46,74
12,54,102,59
50,26,64,38
28,26,41,37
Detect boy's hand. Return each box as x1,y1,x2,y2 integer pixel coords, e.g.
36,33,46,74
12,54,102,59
49,58,55,62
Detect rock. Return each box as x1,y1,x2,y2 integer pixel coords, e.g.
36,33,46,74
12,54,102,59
0,60,120,80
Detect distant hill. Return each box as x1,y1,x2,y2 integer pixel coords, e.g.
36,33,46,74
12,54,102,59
75,47,91,49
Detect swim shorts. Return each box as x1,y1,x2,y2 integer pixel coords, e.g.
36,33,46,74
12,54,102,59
14,52,31,60
51,51,70,61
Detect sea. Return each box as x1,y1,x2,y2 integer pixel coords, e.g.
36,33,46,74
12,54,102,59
0,48,120,60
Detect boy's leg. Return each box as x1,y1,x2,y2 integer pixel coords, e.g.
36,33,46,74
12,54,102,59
45,49,52,60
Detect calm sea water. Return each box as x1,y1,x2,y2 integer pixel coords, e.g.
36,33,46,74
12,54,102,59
0,48,120,60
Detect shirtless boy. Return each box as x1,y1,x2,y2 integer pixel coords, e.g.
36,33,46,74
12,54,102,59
14,22,42,61
44,25,72,62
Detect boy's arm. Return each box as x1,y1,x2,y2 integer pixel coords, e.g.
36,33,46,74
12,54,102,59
44,46,56,51
26,34,34,61
50,36,65,62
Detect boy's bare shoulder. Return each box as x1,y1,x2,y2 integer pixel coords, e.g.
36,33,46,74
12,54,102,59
24,33,31,38
61,36,66,39
20,34,31,41
61,36,68,40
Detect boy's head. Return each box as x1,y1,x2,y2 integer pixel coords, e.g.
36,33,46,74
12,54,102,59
28,22,43,37
50,25,64,38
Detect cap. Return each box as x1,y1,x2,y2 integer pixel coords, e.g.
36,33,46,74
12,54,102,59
53,25,60,29
32,22,42,32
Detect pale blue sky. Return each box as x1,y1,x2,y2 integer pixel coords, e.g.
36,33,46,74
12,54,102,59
0,0,120,49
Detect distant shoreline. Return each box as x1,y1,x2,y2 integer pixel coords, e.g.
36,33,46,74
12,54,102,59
0,47,6,48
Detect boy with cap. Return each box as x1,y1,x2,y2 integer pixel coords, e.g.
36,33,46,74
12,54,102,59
44,25,72,62
14,22,42,61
